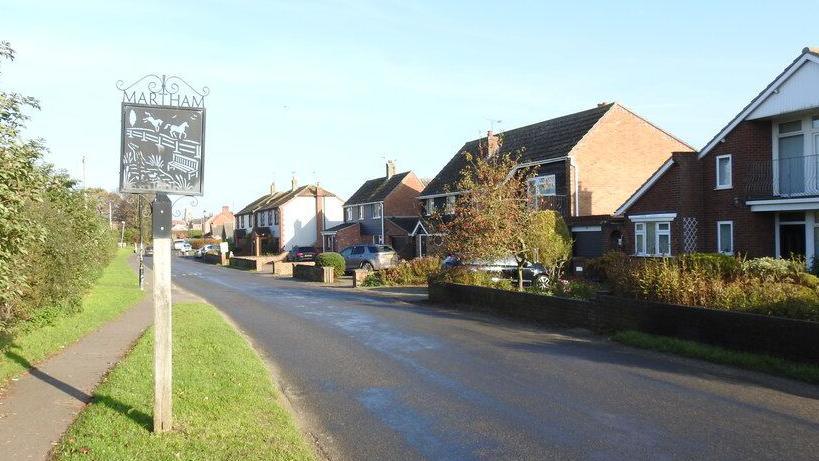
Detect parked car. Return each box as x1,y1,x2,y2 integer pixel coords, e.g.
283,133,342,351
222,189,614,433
442,255,549,287
286,246,318,262
195,244,216,258
339,245,399,271
143,245,154,256
173,239,192,253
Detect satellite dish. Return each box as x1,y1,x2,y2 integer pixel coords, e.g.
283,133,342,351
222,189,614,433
129,109,136,127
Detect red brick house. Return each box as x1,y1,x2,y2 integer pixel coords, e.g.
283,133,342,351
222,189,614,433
321,161,425,258
416,103,693,260
616,47,819,265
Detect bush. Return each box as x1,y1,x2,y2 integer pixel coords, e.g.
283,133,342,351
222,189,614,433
676,252,742,279
188,238,221,250
526,278,598,300
363,257,441,287
316,252,345,277
433,266,513,290
741,257,804,282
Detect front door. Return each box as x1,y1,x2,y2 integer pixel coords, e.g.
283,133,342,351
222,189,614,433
780,224,806,259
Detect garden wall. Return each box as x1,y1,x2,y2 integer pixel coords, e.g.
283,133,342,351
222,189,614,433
293,265,334,284
428,281,819,364
229,256,277,272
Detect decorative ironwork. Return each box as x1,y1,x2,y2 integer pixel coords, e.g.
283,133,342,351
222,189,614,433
682,217,697,253
116,74,209,108
172,195,200,218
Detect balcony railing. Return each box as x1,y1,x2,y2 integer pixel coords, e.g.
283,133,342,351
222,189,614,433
746,154,819,198
530,194,569,215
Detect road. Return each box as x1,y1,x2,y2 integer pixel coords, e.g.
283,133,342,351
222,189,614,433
166,256,819,460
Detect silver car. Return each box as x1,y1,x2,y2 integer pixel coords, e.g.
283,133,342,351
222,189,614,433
339,245,399,271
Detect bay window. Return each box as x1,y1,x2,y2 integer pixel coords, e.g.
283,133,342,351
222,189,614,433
633,219,673,256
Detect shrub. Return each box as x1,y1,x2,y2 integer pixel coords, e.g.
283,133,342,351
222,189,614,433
316,252,345,277
676,252,742,279
434,266,513,290
741,257,804,282
798,272,819,289
527,278,597,300
188,238,221,250
364,257,441,287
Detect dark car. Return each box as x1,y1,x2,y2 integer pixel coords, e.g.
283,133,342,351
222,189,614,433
442,255,549,287
287,246,318,262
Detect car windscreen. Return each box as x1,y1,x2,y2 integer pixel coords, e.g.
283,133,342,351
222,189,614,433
297,247,317,252
372,245,394,253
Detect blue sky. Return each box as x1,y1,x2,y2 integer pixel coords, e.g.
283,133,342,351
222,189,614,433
3,0,818,215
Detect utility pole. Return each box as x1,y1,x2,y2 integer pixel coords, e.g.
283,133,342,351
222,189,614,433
151,193,172,432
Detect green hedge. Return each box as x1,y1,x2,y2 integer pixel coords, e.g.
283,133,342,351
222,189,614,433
316,252,345,277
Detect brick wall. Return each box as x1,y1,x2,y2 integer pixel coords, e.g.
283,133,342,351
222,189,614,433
334,223,363,251
624,120,775,257
429,281,819,363
384,172,425,216
572,104,694,216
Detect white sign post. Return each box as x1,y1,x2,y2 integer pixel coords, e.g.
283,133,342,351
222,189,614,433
151,193,173,432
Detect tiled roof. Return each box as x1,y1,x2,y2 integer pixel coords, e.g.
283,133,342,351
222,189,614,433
346,172,411,205
236,185,336,215
420,104,613,196
323,222,358,233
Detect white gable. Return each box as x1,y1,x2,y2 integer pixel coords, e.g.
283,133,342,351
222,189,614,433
748,60,819,120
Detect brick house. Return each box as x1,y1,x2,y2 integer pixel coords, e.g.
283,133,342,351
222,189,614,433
321,161,425,258
416,103,693,260
233,178,344,255
615,47,819,266
203,205,235,240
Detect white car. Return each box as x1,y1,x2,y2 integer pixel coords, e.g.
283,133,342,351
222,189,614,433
195,244,216,258
173,240,192,253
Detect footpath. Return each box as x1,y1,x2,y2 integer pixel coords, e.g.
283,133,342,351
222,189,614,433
0,257,156,461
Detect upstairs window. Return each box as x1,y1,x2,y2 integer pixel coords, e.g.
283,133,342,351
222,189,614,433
358,205,365,220
273,209,279,225
528,174,556,197
373,203,382,219
716,154,732,189
445,195,456,215
425,198,434,216
345,207,352,222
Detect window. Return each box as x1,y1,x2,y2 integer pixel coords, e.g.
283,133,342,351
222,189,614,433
445,195,456,215
425,198,434,216
717,221,733,254
528,174,556,197
358,205,365,220
373,203,382,219
273,209,279,225
345,207,352,222
716,154,732,189
351,246,365,255
634,221,672,256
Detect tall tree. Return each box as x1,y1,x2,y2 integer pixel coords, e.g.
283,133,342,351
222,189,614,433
434,139,571,290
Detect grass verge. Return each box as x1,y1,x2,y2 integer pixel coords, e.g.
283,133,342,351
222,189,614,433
53,302,314,461
612,330,819,384
0,248,143,386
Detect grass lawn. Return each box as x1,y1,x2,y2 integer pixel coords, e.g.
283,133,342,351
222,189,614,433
612,330,819,384
0,248,143,386
53,302,314,461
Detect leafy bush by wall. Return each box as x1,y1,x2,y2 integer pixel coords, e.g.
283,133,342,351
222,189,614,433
316,252,345,277
362,257,441,287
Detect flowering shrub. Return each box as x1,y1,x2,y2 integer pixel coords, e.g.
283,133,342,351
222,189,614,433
363,257,442,287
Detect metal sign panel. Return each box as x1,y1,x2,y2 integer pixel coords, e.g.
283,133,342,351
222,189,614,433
119,103,205,195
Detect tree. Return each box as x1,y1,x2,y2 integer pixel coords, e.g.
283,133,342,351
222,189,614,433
434,139,572,291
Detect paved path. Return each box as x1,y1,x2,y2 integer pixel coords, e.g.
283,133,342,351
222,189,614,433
0,258,196,461
170,256,819,461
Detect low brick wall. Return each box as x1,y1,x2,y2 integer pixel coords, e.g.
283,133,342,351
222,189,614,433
202,253,228,265
293,265,334,284
271,261,314,276
428,281,819,364
229,256,277,272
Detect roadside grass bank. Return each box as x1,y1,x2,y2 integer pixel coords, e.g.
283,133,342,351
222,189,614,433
0,248,142,386
53,302,314,461
612,330,819,384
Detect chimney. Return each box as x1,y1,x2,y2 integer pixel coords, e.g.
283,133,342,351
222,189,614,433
221,205,229,214
291,175,298,191
487,130,499,156
597,101,609,107
269,182,276,195
386,160,396,179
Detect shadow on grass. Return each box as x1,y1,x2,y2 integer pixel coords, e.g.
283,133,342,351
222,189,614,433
4,345,152,430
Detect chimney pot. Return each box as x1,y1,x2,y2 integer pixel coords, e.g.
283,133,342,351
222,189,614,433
291,175,298,191
269,182,276,195
222,205,229,213
386,160,396,179
597,101,608,107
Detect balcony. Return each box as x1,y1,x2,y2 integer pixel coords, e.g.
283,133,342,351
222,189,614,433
530,194,569,215
746,154,819,198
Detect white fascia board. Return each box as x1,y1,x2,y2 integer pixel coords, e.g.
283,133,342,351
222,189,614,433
343,200,383,208
571,225,602,232
614,159,674,216
747,198,819,212
417,191,465,200
699,53,818,159
628,213,677,222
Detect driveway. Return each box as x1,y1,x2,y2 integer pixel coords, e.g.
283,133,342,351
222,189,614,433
166,256,819,460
